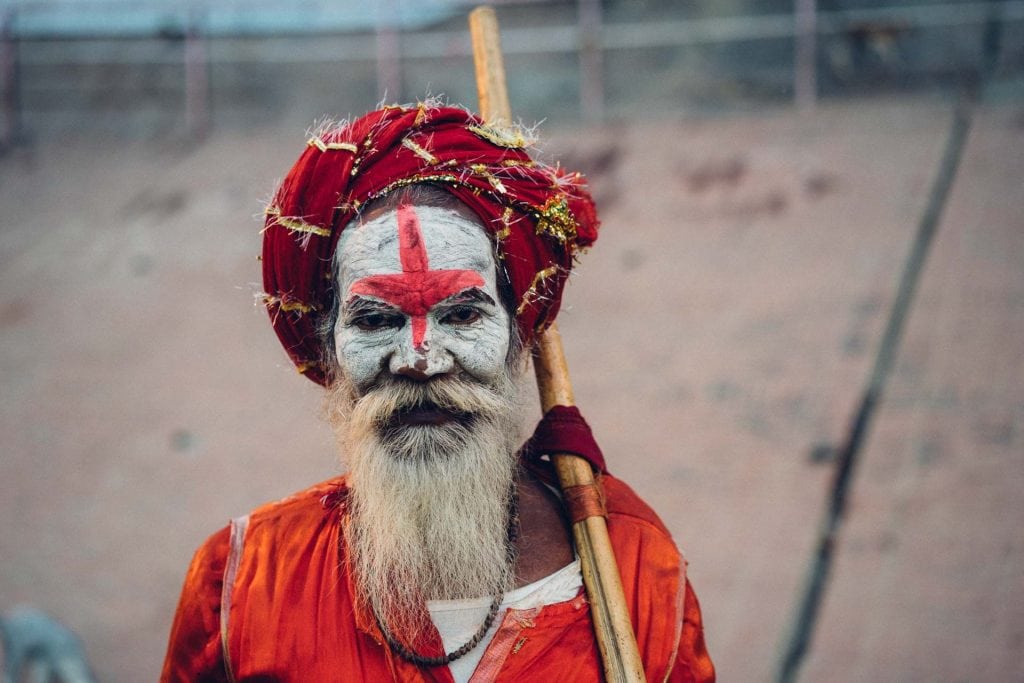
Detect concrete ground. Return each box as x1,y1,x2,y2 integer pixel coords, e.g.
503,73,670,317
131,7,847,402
1,94,1021,681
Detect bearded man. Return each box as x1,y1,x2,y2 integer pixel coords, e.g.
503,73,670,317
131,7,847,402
161,104,714,682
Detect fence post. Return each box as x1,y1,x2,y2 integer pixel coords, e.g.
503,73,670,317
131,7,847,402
1,8,20,149
578,0,604,122
794,0,817,111
376,0,402,101
185,11,210,140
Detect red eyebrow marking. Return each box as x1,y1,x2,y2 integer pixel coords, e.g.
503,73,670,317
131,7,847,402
349,203,485,348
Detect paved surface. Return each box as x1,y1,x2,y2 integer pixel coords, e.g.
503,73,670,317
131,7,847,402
800,104,1024,682
1,95,1021,682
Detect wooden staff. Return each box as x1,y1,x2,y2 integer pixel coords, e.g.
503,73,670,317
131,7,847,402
468,7,647,682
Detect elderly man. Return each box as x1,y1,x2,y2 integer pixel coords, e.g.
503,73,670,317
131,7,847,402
162,104,714,682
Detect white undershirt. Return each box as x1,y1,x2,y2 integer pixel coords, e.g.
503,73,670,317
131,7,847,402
426,559,583,683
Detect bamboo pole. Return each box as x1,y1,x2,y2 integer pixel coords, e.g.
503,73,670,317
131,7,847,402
469,7,646,682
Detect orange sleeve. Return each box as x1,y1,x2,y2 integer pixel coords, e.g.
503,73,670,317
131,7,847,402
669,579,716,682
160,527,231,683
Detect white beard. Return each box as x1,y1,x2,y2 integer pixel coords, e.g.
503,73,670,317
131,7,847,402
324,370,522,640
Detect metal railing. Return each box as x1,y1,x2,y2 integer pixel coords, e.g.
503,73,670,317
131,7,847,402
2,0,1022,146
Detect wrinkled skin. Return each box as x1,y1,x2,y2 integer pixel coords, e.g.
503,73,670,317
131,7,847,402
334,203,512,395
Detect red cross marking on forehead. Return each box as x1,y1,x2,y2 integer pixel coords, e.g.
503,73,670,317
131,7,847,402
349,203,485,349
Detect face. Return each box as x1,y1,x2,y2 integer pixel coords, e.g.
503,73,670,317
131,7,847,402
333,202,512,394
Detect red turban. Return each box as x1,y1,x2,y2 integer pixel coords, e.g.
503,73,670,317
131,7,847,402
262,103,599,385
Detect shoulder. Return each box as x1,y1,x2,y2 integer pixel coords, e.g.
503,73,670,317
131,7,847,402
600,473,686,584
186,476,350,575
602,473,675,540
243,476,350,527
219,476,351,568
524,461,682,560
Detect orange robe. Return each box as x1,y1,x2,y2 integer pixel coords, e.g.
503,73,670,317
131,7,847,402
161,474,714,682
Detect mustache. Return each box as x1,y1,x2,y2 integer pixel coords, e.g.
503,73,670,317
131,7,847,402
354,375,512,426
323,367,522,468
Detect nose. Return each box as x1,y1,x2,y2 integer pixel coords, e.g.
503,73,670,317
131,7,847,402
388,321,454,381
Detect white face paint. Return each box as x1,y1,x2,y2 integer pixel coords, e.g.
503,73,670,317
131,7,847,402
333,203,511,393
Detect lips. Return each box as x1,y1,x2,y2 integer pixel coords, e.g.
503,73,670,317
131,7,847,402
397,406,458,426
386,402,474,429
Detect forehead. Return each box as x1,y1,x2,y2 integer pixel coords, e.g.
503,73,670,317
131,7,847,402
336,204,496,285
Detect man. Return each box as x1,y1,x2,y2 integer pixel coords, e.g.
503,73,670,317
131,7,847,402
162,103,714,682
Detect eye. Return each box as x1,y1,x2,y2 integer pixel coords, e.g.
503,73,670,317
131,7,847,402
440,305,481,325
350,311,405,331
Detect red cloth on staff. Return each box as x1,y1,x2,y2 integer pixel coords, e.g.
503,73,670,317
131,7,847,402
262,104,599,386
523,405,608,473
161,474,715,682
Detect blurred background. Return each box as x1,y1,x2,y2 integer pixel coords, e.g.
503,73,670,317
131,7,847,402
0,0,1021,681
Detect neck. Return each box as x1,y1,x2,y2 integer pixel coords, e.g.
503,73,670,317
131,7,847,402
513,471,575,587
